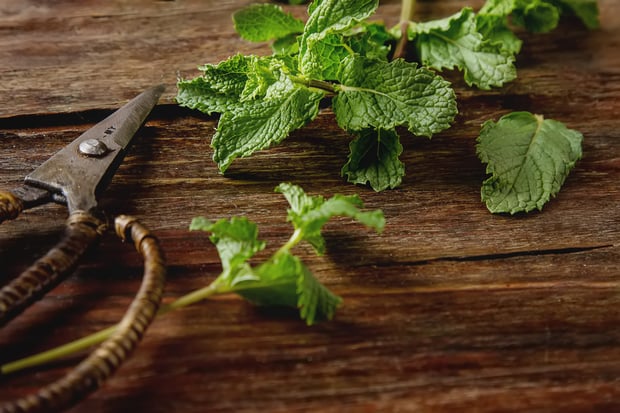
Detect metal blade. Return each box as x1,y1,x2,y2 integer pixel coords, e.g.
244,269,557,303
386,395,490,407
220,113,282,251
25,84,165,213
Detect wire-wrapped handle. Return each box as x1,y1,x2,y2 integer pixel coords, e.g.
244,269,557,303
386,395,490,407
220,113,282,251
0,211,106,327
1,215,166,413
0,191,24,225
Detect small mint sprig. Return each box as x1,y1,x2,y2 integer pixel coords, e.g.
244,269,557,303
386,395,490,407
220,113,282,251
1,183,384,375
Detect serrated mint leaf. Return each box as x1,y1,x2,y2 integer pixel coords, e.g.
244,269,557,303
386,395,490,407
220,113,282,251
479,0,516,16
212,74,324,172
476,14,523,55
233,4,305,43
512,0,560,33
304,0,378,38
333,56,457,136
476,112,583,214
229,252,342,325
276,182,385,254
299,23,394,80
342,128,405,191
412,8,517,89
190,216,266,275
272,33,301,56
177,54,281,115
295,257,342,324
300,33,352,80
300,0,379,76
176,54,253,115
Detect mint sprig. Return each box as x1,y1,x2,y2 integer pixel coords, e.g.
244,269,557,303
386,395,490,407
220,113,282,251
177,0,597,203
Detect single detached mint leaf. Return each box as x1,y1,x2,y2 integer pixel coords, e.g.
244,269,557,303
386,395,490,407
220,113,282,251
333,56,457,137
412,7,517,89
300,0,379,76
230,252,342,325
476,112,583,214
233,4,305,42
342,128,405,191
276,182,385,254
213,75,324,172
190,216,266,275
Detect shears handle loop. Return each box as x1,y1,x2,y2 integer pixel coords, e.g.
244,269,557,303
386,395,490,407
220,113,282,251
0,191,24,224
0,207,106,327
1,215,166,413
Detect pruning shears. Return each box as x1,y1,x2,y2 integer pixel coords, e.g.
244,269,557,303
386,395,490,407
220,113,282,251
0,85,167,413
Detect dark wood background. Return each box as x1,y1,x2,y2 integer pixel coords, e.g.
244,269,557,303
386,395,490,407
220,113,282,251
1,0,619,411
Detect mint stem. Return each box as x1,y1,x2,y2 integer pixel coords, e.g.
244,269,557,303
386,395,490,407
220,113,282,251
393,0,416,60
0,282,222,375
290,76,337,94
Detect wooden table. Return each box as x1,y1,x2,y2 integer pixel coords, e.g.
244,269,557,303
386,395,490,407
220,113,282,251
1,1,619,411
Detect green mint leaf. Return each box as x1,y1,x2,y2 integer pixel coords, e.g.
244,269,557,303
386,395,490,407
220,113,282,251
176,54,253,114
300,33,352,80
189,216,266,275
476,112,583,214
304,0,378,38
475,14,523,55
276,182,385,254
333,56,457,136
512,0,561,33
272,33,301,56
294,256,342,324
479,0,516,16
555,0,600,29
230,252,342,325
233,4,305,42
213,74,324,172
412,7,517,89
342,128,405,191
299,23,393,80
300,0,379,76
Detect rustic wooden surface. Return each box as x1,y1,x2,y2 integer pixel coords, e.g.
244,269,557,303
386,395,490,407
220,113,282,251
1,0,619,411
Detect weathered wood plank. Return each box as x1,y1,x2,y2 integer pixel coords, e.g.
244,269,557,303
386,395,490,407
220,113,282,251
1,0,619,412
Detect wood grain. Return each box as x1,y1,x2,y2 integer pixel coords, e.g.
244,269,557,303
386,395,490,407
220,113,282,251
1,1,619,412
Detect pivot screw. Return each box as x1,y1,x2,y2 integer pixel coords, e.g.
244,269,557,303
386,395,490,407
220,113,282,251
79,138,109,157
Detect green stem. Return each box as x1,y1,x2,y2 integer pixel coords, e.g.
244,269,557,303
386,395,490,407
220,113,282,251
276,227,303,256
393,0,417,60
1,282,223,376
290,76,337,94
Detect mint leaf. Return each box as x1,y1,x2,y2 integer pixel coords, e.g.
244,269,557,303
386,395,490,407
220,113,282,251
231,252,343,325
333,56,457,136
475,14,522,56
189,216,265,275
189,214,344,325
476,112,583,214
276,182,385,254
213,74,324,172
233,4,305,42
342,128,405,191
299,0,379,76
411,8,517,89
299,22,393,80
513,0,561,33
176,54,252,115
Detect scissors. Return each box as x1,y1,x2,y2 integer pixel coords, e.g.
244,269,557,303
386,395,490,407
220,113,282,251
0,85,167,413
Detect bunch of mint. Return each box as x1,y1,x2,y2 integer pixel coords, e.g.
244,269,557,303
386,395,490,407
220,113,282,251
177,0,597,212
